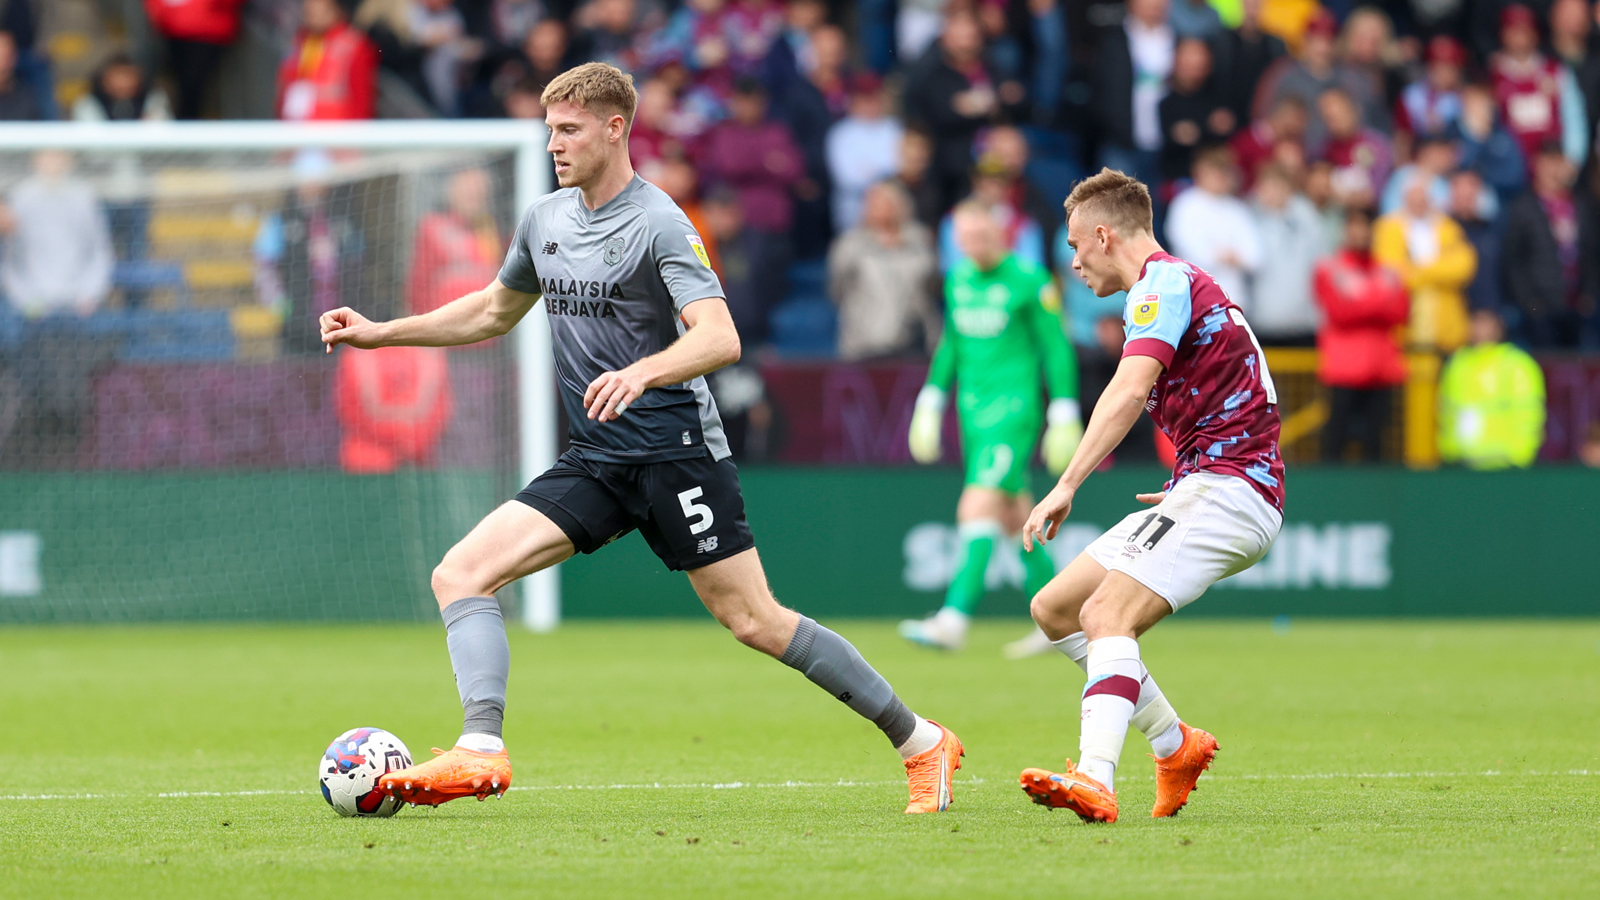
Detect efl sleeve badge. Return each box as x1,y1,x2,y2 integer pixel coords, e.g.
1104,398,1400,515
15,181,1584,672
686,234,711,269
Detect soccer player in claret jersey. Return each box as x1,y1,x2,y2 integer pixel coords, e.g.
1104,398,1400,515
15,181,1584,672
319,63,964,814
1016,169,1285,823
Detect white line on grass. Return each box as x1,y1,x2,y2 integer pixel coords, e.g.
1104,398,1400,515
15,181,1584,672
2,770,1595,803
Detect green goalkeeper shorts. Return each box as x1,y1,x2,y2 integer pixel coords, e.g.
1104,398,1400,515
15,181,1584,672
961,429,1036,494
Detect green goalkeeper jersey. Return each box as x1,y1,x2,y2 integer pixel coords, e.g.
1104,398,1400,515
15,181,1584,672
927,254,1078,439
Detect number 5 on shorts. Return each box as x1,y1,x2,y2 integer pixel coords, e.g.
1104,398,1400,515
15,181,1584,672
678,487,715,535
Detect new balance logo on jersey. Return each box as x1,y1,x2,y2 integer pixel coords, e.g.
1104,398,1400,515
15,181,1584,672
696,536,719,554
542,242,558,254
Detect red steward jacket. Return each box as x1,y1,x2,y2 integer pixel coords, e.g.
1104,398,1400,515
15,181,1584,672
145,0,244,44
1314,249,1410,389
275,22,378,121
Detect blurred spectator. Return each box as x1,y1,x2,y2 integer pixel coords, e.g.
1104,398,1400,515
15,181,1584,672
1304,159,1347,249
937,160,1045,271
1379,135,1461,215
629,80,684,169
826,74,903,233
777,22,847,259
723,0,787,75
1448,169,1505,314
73,54,172,122
644,157,717,268
903,12,999,213
1091,0,1175,185
1026,0,1068,126
1257,9,1380,150
762,0,828,105
1166,146,1262,310
707,363,777,460
334,345,454,473
1053,233,1127,349
1374,170,1478,353
1314,206,1409,463
827,181,939,361
1502,143,1600,349
1230,94,1308,189
977,126,1060,263
702,185,784,345
1573,0,1600,143
972,0,1030,116
697,77,804,238
1316,85,1393,211
1455,82,1527,205
254,151,366,355
145,0,245,120
1394,35,1468,152
1338,6,1401,132
1490,3,1589,171
1170,0,1222,39
466,17,572,116
410,0,484,116
573,0,644,72
277,0,379,121
1159,37,1237,181
898,0,954,64
0,151,113,319
890,129,945,231
1077,314,1160,464
0,30,41,121
1550,0,1594,79
408,168,504,318
1437,308,1546,469
1210,0,1286,126
503,75,545,118
1249,162,1324,344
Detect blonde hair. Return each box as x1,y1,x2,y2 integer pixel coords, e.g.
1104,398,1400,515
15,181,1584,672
540,62,639,126
1063,168,1153,237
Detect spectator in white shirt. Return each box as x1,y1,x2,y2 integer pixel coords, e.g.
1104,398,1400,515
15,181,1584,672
0,150,113,319
1165,144,1261,310
1248,162,1325,345
825,74,903,233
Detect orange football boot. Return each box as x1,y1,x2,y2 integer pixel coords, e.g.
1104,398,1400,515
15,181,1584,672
903,721,964,813
1019,759,1118,823
378,746,512,806
1151,722,1218,817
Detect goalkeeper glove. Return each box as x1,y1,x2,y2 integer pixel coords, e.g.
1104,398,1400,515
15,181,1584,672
1043,398,1083,474
908,385,946,464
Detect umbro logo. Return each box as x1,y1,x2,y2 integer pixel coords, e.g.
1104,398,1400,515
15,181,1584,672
541,241,558,254
695,536,719,554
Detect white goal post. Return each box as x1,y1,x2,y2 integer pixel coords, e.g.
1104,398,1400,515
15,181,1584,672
0,121,561,631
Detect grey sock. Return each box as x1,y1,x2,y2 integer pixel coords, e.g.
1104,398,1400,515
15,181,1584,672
442,596,509,739
779,616,919,748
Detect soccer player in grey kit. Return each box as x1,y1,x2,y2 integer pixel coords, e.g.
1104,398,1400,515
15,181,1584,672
320,63,964,813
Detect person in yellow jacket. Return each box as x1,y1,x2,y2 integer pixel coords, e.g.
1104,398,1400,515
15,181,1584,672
1373,174,1478,352
1438,308,1547,469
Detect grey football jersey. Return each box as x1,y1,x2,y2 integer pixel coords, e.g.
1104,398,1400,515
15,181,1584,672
498,175,730,463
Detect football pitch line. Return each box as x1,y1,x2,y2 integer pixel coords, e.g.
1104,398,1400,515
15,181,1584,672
4,769,1597,804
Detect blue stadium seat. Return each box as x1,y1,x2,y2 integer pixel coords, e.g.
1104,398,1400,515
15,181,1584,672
85,310,235,362
113,260,190,307
769,298,837,358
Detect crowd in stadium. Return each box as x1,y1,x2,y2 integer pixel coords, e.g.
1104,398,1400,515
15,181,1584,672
0,0,1598,469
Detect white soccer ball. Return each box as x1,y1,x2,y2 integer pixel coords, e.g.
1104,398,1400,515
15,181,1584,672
319,728,412,817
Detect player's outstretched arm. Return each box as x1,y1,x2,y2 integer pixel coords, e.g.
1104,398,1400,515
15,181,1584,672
1023,354,1163,550
583,297,741,423
319,279,540,353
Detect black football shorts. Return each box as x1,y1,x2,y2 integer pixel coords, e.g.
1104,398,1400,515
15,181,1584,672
515,448,756,571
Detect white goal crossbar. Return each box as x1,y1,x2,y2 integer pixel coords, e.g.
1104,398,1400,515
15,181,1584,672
0,121,561,631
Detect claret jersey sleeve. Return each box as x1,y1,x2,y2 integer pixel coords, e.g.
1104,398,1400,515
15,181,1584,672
497,205,543,295
648,207,725,315
1121,260,1194,368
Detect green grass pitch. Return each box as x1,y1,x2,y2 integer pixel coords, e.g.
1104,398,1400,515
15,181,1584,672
2,619,1597,899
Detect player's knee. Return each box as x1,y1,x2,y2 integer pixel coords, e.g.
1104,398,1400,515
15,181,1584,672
1078,594,1126,641
1028,591,1056,627
430,560,482,607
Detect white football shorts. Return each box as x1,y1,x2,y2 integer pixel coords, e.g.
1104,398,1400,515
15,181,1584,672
1083,471,1283,612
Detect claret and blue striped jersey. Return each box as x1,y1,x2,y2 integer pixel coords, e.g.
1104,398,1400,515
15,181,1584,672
1121,251,1286,511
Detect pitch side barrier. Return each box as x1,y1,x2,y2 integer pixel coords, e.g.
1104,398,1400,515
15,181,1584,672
1,466,1592,621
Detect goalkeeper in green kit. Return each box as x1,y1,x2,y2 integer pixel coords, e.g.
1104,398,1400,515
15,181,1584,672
900,202,1082,655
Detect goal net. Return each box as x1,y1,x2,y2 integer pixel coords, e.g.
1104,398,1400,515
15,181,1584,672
0,122,557,627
